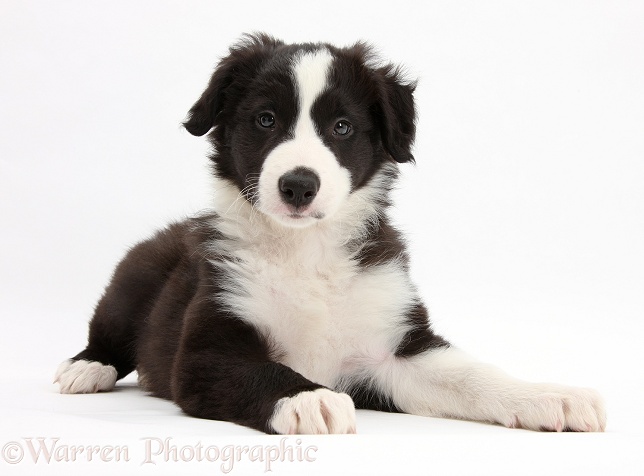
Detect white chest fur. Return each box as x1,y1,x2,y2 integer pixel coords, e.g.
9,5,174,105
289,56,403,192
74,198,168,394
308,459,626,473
211,215,417,388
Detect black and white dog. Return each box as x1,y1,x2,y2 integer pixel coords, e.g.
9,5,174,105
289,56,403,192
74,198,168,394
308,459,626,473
55,34,606,434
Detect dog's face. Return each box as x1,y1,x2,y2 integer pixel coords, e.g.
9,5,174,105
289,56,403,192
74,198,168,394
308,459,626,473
184,34,416,228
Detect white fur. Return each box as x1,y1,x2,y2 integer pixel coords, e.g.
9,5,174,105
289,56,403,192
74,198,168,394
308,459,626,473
211,165,413,388
270,388,356,434
363,346,606,431
257,50,352,227
205,48,606,433
54,359,117,394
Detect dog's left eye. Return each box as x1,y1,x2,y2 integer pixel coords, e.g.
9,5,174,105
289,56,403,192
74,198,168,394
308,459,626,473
333,120,352,136
258,113,276,128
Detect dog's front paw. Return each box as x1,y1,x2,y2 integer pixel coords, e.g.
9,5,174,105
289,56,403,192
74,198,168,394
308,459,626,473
505,384,606,432
54,359,117,394
270,389,356,434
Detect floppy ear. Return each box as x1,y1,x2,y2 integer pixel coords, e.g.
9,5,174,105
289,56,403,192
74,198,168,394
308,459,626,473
183,33,283,137
374,66,417,164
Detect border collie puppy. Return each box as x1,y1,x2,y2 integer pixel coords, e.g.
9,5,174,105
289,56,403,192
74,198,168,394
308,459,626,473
55,34,606,434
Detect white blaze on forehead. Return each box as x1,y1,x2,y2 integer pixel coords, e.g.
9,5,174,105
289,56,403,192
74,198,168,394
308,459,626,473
292,50,333,137
257,48,352,228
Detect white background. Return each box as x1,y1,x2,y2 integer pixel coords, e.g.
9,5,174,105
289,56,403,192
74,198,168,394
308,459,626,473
1,1,643,474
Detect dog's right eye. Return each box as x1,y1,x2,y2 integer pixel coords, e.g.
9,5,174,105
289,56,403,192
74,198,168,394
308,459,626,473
257,113,276,129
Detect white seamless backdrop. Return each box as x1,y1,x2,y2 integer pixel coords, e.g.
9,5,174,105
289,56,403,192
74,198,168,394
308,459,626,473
1,1,643,475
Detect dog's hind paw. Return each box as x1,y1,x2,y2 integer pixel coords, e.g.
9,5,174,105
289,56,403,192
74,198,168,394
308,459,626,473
270,388,357,434
54,359,117,394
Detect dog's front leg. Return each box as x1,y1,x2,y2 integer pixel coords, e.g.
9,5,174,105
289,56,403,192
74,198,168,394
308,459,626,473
378,347,606,431
171,291,356,434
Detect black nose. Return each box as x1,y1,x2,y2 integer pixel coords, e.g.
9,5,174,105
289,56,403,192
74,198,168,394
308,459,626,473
278,167,320,208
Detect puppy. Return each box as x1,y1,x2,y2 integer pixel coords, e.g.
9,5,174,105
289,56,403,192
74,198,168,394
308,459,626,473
55,34,606,434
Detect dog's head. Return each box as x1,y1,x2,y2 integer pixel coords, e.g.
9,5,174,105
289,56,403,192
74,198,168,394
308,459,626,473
184,33,416,228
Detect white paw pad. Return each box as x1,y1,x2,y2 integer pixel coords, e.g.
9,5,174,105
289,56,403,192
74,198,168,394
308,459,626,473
54,359,117,394
270,389,357,434
506,384,606,432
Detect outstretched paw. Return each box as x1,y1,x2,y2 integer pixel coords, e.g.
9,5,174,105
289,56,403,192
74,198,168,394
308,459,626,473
505,384,606,432
270,389,357,434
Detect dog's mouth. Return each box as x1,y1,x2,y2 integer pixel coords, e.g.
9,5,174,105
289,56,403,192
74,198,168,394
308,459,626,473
287,211,325,220
254,165,340,228
276,210,326,227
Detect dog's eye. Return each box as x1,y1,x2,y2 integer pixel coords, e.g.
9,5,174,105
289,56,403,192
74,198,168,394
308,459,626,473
258,113,276,129
333,120,351,136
